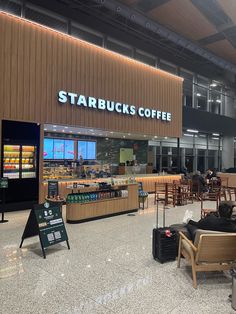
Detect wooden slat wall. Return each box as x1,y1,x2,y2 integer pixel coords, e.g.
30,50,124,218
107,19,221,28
0,12,183,138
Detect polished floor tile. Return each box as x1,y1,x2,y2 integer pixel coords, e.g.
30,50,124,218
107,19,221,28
0,195,234,313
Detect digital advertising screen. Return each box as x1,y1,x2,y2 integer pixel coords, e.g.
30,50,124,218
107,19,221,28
78,141,96,160
64,140,74,159
78,141,87,159
54,139,65,159
44,139,54,159
87,141,96,160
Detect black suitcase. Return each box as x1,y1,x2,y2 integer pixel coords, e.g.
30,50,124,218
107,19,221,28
152,200,177,263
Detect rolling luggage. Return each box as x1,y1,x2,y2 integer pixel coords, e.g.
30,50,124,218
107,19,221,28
152,199,177,263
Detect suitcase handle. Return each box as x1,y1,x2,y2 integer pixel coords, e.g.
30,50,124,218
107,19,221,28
156,199,165,228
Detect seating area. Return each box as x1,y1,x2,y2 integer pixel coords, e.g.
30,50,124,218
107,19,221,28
2,193,235,313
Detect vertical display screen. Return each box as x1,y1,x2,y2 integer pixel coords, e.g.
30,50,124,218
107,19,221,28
44,139,54,160
53,139,65,159
78,141,96,160
87,141,96,160
64,140,74,159
78,141,87,159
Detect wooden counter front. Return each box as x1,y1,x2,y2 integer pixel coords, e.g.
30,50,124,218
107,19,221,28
135,175,182,193
66,184,138,223
41,174,181,202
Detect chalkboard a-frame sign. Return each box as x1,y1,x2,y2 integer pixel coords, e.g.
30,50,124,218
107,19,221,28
20,202,70,258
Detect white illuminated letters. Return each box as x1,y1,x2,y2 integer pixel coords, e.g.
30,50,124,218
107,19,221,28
57,90,172,122
58,91,67,103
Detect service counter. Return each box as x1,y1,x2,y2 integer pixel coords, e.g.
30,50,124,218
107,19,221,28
124,174,182,193
41,174,181,200
66,183,138,223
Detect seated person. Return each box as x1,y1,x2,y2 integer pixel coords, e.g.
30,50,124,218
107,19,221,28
192,170,207,193
205,168,216,181
187,203,236,240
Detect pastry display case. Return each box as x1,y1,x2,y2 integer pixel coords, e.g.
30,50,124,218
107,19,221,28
3,145,37,179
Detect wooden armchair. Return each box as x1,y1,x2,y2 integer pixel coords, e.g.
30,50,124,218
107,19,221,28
177,230,236,288
200,191,219,218
154,183,167,205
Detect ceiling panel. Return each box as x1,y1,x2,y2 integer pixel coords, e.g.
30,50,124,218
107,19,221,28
148,0,217,41
218,0,236,24
206,39,236,64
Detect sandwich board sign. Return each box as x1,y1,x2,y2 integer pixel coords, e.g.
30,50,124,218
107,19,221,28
20,202,70,258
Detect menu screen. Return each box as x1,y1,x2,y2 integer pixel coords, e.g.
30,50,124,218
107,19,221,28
78,141,96,160
64,140,74,159
78,141,87,159
44,139,75,159
87,141,96,160
53,140,65,159
44,139,54,159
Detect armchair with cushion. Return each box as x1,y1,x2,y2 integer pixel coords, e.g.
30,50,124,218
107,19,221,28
177,229,236,288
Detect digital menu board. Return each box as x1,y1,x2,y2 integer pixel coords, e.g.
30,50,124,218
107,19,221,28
78,141,96,160
54,139,64,159
87,141,96,160
44,139,75,160
44,139,54,159
78,141,87,159
65,140,74,159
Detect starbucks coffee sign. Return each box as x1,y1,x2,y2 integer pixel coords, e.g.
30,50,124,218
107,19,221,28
58,91,172,121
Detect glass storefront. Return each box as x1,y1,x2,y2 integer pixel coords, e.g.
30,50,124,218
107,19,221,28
150,132,222,174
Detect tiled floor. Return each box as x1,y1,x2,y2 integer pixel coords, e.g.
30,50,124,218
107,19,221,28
0,195,234,313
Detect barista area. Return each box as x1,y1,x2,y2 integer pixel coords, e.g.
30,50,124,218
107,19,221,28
43,124,181,223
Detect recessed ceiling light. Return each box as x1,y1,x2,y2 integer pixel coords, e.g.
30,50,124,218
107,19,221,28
44,128,47,131
128,133,131,136
154,136,157,138
123,135,126,138
196,93,201,97
187,129,198,133
62,130,65,132
65,126,68,129
184,133,194,137
105,137,109,140
210,83,217,87
90,129,94,132
144,135,146,137
53,125,57,128
164,136,168,139
110,131,113,134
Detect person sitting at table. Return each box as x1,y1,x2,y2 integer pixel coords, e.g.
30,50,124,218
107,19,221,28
206,168,216,181
186,203,236,240
192,170,208,193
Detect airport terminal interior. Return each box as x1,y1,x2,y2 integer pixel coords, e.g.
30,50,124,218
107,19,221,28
1,0,236,313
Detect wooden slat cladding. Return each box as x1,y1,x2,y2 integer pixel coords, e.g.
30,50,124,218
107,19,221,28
0,12,183,138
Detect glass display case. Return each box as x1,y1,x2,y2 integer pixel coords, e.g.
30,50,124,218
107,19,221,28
21,146,37,178
3,145,37,179
3,145,20,179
